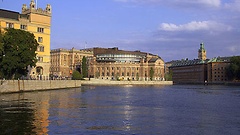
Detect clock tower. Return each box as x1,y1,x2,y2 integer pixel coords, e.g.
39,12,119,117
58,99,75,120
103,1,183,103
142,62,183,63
198,43,207,60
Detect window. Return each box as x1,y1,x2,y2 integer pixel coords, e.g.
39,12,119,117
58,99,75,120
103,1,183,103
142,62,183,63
20,24,27,30
6,22,14,28
37,57,43,62
37,46,44,52
37,27,44,33
38,37,43,43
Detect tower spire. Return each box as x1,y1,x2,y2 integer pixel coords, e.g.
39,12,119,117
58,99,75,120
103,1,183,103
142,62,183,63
198,42,207,60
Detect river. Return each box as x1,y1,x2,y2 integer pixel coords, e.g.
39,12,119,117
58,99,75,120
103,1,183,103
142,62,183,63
0,85,240,135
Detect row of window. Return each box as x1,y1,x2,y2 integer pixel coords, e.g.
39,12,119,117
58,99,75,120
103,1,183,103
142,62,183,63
99,72,139,77
97,67,140,71
6,22,45,33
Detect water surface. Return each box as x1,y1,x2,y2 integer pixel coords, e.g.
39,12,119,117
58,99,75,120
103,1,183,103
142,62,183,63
1,85,240,134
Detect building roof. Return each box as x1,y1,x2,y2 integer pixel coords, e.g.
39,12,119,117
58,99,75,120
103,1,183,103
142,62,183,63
148,57,159,63
169,56,235,68
170,59,207,67
208,56,231,63
0,9,19,20
93,47,148,57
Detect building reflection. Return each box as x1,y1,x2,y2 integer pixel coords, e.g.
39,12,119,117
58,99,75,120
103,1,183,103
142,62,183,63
31,92,50,135
0,92,50,135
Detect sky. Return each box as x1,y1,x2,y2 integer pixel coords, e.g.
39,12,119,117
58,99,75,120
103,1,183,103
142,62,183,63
0,0,240,61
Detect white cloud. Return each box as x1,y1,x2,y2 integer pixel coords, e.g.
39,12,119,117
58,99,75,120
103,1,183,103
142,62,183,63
158,21,232,32
224,0,240,12
183,0,221,7
227,45,240,53
114,0,221,8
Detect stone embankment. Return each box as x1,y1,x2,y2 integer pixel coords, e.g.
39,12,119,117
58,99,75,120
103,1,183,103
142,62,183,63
82,79,173,86
0,79,173,94
0,80,82,94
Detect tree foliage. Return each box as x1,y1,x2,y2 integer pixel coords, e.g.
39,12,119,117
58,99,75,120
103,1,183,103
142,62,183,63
150,67,154,81
0,32,3,78
165,70,173,81
72,70,83,80
226,56,240,81
0,28,38,79
82,56,88,78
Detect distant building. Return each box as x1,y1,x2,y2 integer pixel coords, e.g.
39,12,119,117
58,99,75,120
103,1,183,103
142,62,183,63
0,0,52,80
88,47,165,81
169,43,208,84
50,48,93,78
198,43,207,60
169,59,208,84
207,57,231,83
169,43,234,84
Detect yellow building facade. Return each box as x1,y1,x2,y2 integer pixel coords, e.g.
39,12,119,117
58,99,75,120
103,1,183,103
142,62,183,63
50,48,93,78
0,0,51,80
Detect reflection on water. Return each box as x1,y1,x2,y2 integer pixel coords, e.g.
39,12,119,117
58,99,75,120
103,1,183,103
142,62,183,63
0,85,240,134
0,92,50,135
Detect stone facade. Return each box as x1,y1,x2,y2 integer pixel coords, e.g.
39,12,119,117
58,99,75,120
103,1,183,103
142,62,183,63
88,47,165,81
50,48,93,78
207,57,231,83
0,80,82,94
168,43,233,84
169,60,207,84
0,0,52,80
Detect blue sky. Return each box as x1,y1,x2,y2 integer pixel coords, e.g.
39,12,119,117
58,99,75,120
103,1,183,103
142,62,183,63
1,0,239,61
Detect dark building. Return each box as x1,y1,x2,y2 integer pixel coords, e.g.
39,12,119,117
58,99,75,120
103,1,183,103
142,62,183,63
169,43,208,84
207,57,231,83
168,43,236,84
169,59,208,84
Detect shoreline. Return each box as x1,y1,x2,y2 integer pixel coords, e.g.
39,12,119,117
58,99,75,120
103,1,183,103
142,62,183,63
0,79,173,94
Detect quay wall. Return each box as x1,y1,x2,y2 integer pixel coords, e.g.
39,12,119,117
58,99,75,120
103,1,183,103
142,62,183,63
81,79,173,86
0,80,82,94
0,79,173,94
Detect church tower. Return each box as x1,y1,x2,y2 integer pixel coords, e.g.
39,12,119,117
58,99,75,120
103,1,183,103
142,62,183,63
198,43,207,60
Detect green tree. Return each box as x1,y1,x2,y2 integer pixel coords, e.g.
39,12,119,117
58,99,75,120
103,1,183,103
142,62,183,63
0,28,38,79
150,67,154,81
72,70,83,80
82,56,88,78
165,70,173,81
0,31,3,78
226,56,240,80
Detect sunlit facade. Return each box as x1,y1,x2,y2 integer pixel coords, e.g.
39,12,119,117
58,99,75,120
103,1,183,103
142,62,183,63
50,48,93,78
88,47,165,81
0,0,51,80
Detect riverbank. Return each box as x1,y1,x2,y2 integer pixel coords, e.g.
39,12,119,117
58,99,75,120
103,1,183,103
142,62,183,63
0,80,82,94
82,79,173,86
0,79,173,94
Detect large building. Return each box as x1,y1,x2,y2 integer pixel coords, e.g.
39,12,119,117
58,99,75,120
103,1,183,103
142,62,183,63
88,47,165,81
0,0,51,80
169,43,208,84
169,43,233,84
207,57,231,83
169,59,208,84
50,48,93,78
